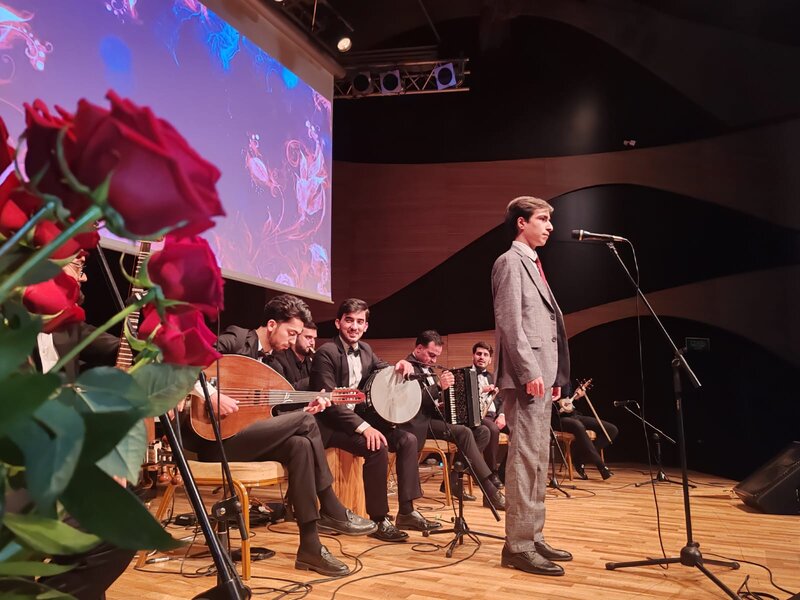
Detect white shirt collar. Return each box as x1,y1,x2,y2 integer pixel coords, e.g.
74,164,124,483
512,240,539,262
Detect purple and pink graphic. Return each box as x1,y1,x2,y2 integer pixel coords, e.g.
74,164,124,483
0,0,333,300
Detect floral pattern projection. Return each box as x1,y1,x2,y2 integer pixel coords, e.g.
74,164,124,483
0,0,333,300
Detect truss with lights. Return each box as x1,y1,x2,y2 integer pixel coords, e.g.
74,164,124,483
334,58,470,99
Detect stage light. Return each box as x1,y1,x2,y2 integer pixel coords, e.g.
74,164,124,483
380,69,402,94
351,72,372,95
432,63,456,90
337,36,352,53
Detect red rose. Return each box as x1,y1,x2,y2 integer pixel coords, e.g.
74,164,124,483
32,220,100,259
22,271,81,316
147,235,224,318
0,194,28,237
42,304,86,334
138,304,220,367
23,100,91,217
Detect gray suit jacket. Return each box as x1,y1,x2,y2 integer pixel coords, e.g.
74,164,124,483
491,244,570,391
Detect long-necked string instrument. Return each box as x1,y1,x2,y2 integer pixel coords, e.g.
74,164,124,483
581,386,614,445
189,354,364,441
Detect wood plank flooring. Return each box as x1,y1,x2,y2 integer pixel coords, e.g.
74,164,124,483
110,464,800,599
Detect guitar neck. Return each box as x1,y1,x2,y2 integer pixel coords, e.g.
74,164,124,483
115,241,152,371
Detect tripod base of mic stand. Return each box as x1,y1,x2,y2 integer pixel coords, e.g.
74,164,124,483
548,476,576,497
635,468,694,488
606,542,741,599
426,517,506,558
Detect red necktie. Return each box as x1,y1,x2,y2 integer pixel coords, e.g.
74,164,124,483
534,257,548,286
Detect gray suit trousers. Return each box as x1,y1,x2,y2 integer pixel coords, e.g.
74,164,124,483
503,387,552,552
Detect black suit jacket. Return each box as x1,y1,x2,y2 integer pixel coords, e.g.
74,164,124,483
273,349,312,391
216,325,286,378
309,336,388,440
42,323,119,382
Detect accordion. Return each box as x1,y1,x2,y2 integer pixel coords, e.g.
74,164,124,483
442,367,481,427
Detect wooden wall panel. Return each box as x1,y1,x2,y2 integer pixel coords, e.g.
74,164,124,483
311,119,800,322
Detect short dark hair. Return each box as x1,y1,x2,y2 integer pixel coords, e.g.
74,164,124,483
264,294,312,325
504,196,554,239
472,341,493,355
337,298,370,320
304,321,318,331
416,330,443,347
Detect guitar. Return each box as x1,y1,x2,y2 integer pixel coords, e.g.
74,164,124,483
556,378,593,414
189,354,364,441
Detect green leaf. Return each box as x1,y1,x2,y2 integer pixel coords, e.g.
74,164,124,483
131,363,199,417
8,400,85,510
2,513,100,555
0,464,6,521
61,464,183,551
74,411,141,466
72,368,148,413
0,373,60,436
0,301,42,381
0,576,76,598
96,420,147,482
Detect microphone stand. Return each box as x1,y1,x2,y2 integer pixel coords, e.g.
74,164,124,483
620,409,686,488
602,242,740,599
92,245,250,600
418,375,505,557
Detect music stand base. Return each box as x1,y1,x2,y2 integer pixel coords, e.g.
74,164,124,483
606,542,741,599
547,477,576,497
634,468,693,488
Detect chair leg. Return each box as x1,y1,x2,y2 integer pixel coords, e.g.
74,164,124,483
564,441,574,481
439,450,452,506
231,480,251,581
136,483,176,569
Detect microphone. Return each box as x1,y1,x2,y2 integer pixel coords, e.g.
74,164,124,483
405,372,435,382
572,229,627,243
613,400,638,407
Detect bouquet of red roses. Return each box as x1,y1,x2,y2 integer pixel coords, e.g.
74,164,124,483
0,91,228,592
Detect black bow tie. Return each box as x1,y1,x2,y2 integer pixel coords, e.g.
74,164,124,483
259,351,275,364
347,347,360,358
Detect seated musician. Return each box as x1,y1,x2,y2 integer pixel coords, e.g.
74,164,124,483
182,294,376,577
273,321,317,390
470,341,505,490
309,298,441,540
32,252,136,600
401,331,506,511
551,380,618,480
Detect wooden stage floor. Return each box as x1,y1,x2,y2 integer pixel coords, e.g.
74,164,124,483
110,464,800,599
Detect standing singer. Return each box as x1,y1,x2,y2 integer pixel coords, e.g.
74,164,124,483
492,196,571,576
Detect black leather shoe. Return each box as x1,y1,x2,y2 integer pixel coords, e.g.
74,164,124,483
439,482,477,501
395,510,442,531
482,489,506,511
489,473,505,489
574,463,589,480
295,545,349,577
534,540,573,561
369,517,408,542
501,545,564,576
318,510,377,536
599,465,614,480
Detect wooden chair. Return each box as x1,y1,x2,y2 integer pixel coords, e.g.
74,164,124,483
419,438,473,505
552,430,603,480
138,460,285,580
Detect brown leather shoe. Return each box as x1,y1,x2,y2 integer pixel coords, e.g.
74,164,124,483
535,540,573,561
482,489,506,511
501,545,564,576
295,545,349,577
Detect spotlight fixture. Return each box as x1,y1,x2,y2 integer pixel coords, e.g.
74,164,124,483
380,69,402,94
337,36,352,53
432,63,456,90
351,71,372,95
